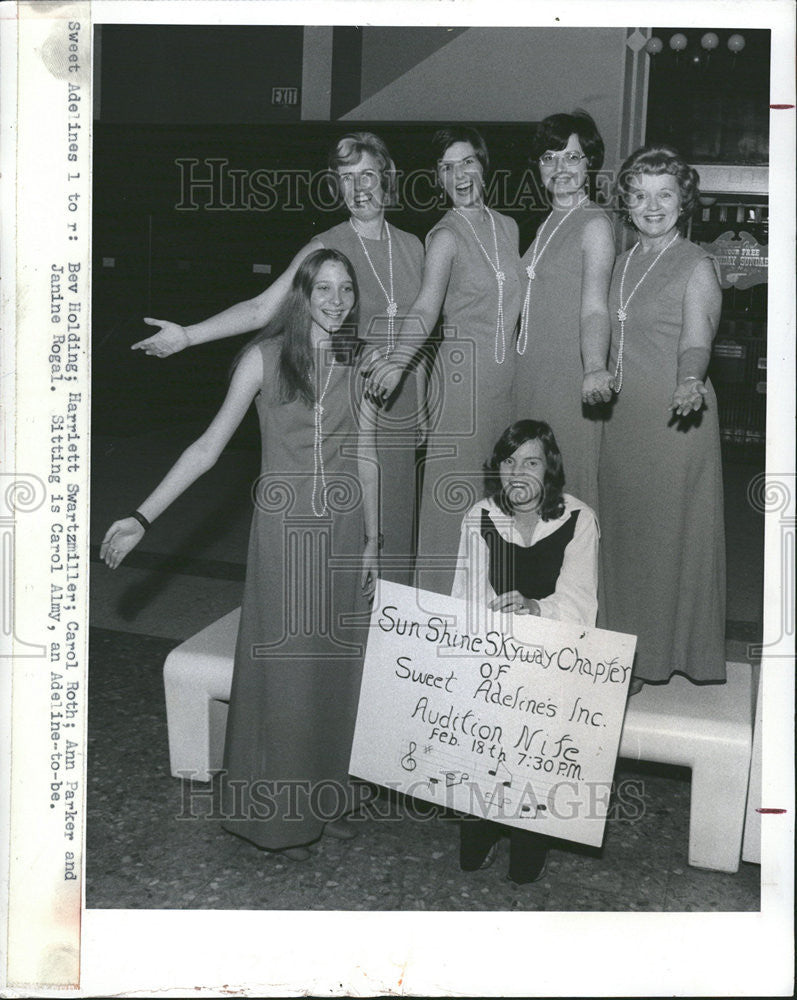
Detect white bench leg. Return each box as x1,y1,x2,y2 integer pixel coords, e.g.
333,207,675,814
742,668,763,863
164,653,232,781
688,739,752,873
163,608,238,782
619,662,753,874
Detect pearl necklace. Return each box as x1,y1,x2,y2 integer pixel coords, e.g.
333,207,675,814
453,207,507,364
312,354,337,517
517,195,586,356
350,219,398,355
613,233,679,392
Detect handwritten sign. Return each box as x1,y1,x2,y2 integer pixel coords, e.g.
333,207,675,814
699,230,768,289
350,582,637,847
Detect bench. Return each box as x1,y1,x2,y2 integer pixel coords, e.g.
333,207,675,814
163,607,238,782
618,661,753,873
164,611,754,872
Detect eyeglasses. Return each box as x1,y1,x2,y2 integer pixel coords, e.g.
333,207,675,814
539,151,586,166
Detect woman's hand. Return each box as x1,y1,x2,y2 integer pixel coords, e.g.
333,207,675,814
363,356,403,405
670,377,708,417
489,591,541,616
100,517,145,569
131,318,191,357
361,539,380,600
581,368,615,405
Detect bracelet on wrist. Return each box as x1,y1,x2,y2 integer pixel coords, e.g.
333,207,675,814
682,376,702,383
364,533,384,550
127,510,151,531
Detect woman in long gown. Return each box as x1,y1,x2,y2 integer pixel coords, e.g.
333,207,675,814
599,145,726,694
132,132,423,585
513,111,616,512
366,127,523,596
103,250,380,859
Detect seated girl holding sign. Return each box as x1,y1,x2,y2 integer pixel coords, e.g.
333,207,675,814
451,419,599,883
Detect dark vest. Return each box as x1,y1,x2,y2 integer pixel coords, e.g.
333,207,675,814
480,508,579,600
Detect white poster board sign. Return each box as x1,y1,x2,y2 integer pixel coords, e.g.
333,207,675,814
350,582,637,847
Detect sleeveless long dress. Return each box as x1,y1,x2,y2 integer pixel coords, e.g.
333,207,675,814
316,221,424,585
415,208,523,596
599,238,726,684
514,199,612,512
221,338,370,849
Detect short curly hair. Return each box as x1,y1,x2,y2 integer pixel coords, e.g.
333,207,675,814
616,144,700,226
529,109,605,172
326,131,398,206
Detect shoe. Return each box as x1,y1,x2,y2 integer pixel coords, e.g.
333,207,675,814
507,854,547,885
507,829,548,884
277,846,312,862
478,841,499,870
460,819,501,871
325,818,358,841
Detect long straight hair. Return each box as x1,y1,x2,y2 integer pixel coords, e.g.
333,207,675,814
238,248,360,406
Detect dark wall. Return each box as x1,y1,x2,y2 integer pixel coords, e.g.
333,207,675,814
98,25,303,124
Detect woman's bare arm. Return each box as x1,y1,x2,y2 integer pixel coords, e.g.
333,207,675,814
579,213,616,404
365,227,455,403
100,346,264,567
131,240,321,356
670,257,722,416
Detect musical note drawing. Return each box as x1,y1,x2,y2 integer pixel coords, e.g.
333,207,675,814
521,803,547,815
417,775,440,794
423,745,433,754
485,786,512,813
443,770,469,788
400,741,417,772
487,758,513,784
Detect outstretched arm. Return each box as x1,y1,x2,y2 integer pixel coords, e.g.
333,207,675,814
100,346,264,567
670,258,722,417
579,214,616,405
131,240,320,356
364,227,455,403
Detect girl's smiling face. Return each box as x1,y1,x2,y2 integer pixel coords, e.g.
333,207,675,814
500,438,546,510
309,260,356,335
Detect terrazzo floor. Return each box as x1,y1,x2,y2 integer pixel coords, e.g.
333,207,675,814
86,629,759,912
86,429,763,914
